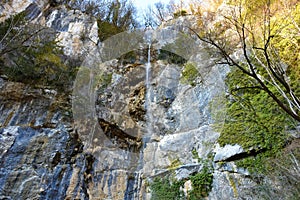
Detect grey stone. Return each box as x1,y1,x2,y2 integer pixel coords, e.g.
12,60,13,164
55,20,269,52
0,3,296,200
214,144,244,162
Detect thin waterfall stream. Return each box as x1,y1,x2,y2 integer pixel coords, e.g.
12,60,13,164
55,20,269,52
145,43,153,140
134,42,153,200
125,42,154,200
137,43,153,174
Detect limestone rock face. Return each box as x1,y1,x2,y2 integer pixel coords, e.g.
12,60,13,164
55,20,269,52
84,48,227,198
45,6,99,57
0,0,40,20
1,2,298,200
0,78,87,200
0,51,294,200
214,144,244,162
0,0,98,57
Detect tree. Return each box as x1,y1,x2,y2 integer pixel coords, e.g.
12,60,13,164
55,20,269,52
143,2,171,28
95,0,139,41
190,0,300,122
0,12,76,89
143,0,188,28
58,0,139,31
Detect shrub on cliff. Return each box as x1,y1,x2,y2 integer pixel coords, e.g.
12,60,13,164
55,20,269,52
0,12,77,90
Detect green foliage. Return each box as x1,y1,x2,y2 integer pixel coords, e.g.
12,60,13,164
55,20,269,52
197,0,300,120
150,177,184,200
0,12,27,55
193,0,299,175
150,159,213,200
180,62,199,86
217,67,296,173
62,0,138,41
210,0,300,174
173,10,188,18
271,3,300,96
191,149,199,161
97,20,124,41
96,0,138,41
189,163,214,199
0,13,78,91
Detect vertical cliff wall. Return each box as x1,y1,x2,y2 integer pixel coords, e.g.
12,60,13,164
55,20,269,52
0,1,299,200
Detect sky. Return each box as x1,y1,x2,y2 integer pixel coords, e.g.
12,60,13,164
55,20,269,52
132,0,180,24
132,0,177,10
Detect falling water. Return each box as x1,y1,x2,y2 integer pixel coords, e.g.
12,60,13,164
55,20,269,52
136,42,153,170
146,44,151,92
124,35,154,200
123,32,154,200
145,43,153,139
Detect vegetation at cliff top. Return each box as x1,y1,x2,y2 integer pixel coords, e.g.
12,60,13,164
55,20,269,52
59,0,139,41
193,0,300,122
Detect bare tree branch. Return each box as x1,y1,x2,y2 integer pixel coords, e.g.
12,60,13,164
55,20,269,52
188,0,300,122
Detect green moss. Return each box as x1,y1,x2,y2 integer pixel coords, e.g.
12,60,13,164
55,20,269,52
150,159,214,200
168,158,182,170
150,177,184,200
191,149,199,159
217,67,297,173
188,161,214,199
180,62,199,86
98,20,123,41
191,149,202,163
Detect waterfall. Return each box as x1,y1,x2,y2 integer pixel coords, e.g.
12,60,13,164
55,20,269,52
123,37,154,200
145,43,153,140
136,42,153,172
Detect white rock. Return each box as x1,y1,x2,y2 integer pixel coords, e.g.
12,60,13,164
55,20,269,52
183,180,192,198
213,144,244,162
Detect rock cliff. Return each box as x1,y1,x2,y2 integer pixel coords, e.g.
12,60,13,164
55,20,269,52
0,0,98,57
0,1,299,200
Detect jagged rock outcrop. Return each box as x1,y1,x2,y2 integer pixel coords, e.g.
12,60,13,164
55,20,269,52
0,0,98,57
1,1,299,200
0,0,47,20
81,38,228,198
0,78,88,199
44,5,99,57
